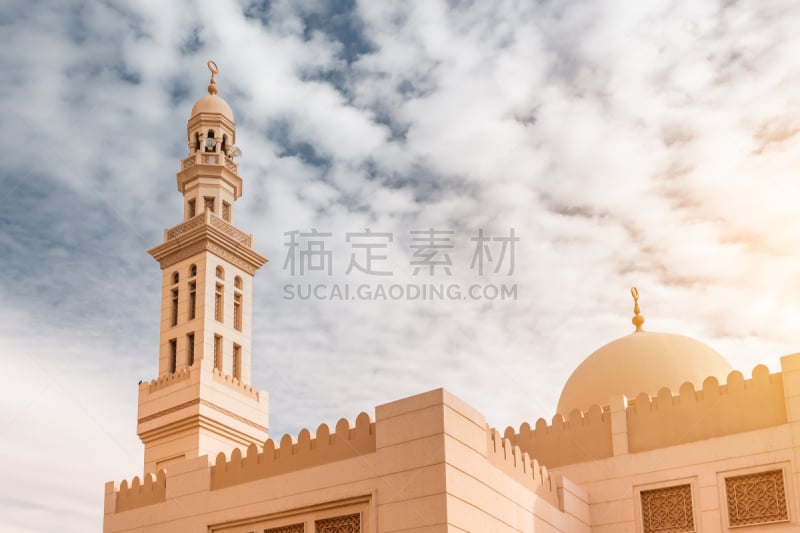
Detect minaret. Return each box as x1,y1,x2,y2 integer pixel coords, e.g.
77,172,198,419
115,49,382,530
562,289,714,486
138,61,269,474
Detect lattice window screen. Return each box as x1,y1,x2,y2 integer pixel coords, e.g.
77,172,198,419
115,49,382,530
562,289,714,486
315,513,360,533
264,524,304,533
640,484,694,533
725,469,788,527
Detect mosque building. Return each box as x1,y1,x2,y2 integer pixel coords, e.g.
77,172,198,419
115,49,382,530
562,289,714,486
102,62,800,533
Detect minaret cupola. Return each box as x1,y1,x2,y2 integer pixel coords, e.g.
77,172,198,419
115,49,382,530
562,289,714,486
178,60,242,223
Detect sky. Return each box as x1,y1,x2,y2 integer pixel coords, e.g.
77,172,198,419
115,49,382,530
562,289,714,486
2,0,800,531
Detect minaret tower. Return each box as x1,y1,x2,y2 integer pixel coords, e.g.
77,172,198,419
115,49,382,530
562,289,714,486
138,61,269,474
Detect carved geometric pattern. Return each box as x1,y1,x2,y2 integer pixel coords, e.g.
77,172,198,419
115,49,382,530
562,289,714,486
159,241,207,269
158,240,259,274
210,215,251,245
167,215,205,239
207,242,258,275
264,524,304,533
725,469,788,527
640,484,694,533
315,513,360,533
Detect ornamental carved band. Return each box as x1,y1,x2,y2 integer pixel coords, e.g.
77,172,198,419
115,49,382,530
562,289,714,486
640,484,694,533
315,513,360,533
264,524,304,533
725,469,788,527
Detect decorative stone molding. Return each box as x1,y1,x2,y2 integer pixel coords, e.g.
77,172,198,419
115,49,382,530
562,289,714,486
209,214,251,245
207,242,257,275
166,215,205,240
265,525,304,533
138,398,268,433
725,469,788,527
640,484,694,533
158,241,207,269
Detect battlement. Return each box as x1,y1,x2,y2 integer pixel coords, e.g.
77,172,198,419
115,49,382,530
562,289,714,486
115,470,166,512
486,427,560,508
143,366,193,393
626,364,787,452
212,366,260,399
501,404,614,468
503,364,787,468
211,412,376,490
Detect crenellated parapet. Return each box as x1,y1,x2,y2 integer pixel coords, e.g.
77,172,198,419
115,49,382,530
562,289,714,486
212,367,260,399
211,412,376,490
626,364,786,452
501,404,613,469
486,427,560,508
504,364,788,469
115,470,167,512
145,365,193,393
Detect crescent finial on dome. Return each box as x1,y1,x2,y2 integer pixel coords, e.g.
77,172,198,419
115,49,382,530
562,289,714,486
207,59,219,95
631,287,645,332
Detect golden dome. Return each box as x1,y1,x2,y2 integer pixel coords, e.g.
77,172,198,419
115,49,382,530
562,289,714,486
556,289,733,415
190,94,234,121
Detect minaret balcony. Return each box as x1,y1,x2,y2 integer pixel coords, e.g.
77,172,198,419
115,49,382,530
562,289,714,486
163,210,252,247
181,152,239,174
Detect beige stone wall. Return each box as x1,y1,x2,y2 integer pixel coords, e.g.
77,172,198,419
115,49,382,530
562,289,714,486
106,389,583,533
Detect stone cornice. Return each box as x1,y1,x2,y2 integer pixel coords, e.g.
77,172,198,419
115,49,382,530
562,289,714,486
148,217,268,275
138,398,268,434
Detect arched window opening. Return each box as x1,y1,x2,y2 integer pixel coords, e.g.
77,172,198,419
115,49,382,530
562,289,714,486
187,333,195,367
189,264,197,277
194,132,201,152
188,281,197,320
213,335,222,371
221,134,228,156
171,288,179,326
216,266,224,280
169,339,177,373
187,198,196,218
234,276,242,290
205,130,216,152
232,343,241,380
234,292,242,331
215,283,224,322
171,271,179,285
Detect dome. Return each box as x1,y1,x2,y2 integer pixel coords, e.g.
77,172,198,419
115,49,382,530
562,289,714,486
556,330,733,416
190,94,234,121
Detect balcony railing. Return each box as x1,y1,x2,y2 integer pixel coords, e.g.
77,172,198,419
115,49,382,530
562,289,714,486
180,152,239,173
164,211,252,247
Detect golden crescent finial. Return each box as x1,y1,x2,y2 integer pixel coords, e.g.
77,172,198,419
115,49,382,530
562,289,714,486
631,287,645,332
207,60,219,95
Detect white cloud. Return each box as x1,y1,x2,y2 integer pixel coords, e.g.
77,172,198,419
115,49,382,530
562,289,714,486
3,0,800,531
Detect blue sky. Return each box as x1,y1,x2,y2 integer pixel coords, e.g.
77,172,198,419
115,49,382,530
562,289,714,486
2,0,800,531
